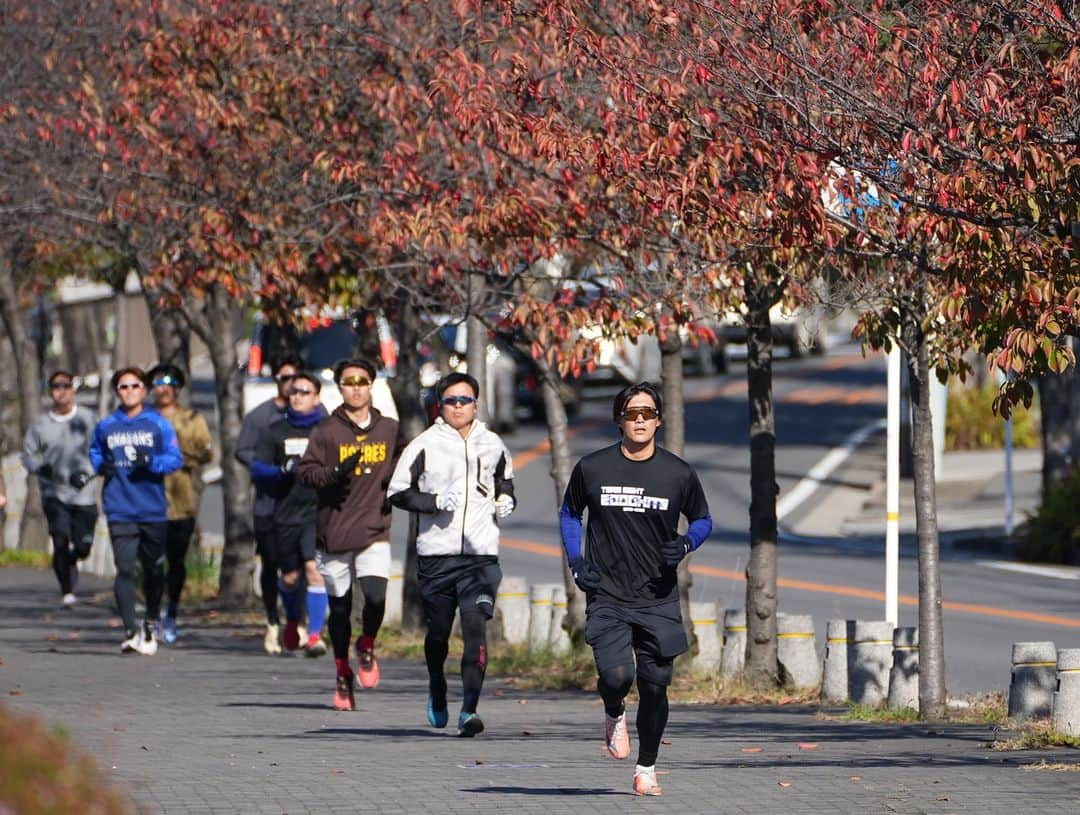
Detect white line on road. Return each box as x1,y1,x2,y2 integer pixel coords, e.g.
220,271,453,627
976,560,1080,581
776,418,885,522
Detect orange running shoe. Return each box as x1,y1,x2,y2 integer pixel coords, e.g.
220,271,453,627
356,636,380,689
604,711,631,760
633,767,662,796
333,673,356,711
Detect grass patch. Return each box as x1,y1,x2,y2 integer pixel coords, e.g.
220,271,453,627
669,673,820,706
182,542,220,602
0,703,129,814
833,702,921,723
991,719,1080,751
947,692,1008,725
0,549,51,568
1019,759,1080,772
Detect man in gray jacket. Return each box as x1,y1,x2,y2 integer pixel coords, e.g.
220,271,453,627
22,370,99,606
234,354,302,653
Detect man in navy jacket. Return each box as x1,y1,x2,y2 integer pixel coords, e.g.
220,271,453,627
83,366,182,655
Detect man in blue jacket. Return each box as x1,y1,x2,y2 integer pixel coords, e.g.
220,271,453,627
81,366,183,655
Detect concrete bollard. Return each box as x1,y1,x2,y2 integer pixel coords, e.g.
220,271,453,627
384,559,404,627
549,585,572,654
1008,641,1057,720
887,627,919,711
720,608,746,678
849,621,895,706
690,601,722,672
528,583,558,650
1052,648,1080,737
778,614,820,689
822,619,853,703
494,576,530,645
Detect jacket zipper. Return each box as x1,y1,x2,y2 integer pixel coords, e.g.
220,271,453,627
460,436,469,554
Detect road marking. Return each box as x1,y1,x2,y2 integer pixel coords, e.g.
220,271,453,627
976,561,1080,581
500,540,1080,629
511,420,602,470
775,418,885,521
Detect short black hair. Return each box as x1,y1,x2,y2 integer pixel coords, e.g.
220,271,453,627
334,357,377,384
290,371,322,393
111,366,148,392
436,371,479,400
613,381,663,422
48,370,76,386
271,354,304,376
147,363,186,389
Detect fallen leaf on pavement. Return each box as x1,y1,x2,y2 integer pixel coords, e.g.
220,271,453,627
8,689,23,696
741,747,763,753
661,739,672,745
778,781,792,788
798,743,818,750
331,769,344,774
936,796,949,801
850,776,862,782
518,699,528,705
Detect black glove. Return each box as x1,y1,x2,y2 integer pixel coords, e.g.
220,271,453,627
659,535,692,566
69,472,91,489
570,558,602,592
132,449,153,469
37,463,54,480
280,456,300,476
332,449,363,481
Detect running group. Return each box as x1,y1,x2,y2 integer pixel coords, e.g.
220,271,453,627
23,360,710,797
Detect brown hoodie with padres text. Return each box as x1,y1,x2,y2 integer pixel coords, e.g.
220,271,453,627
298,405,400,554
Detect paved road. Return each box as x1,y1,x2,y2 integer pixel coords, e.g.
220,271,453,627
3,566,1078,814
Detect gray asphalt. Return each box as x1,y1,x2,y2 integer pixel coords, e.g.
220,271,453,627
3,566,1079,814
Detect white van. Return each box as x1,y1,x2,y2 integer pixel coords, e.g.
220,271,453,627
242,311,398,419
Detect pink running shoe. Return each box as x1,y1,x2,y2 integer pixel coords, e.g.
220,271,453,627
605,711,631,760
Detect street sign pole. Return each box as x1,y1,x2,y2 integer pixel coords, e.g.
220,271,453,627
885,345,901,625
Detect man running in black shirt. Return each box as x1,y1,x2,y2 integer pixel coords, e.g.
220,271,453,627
560,382,712,797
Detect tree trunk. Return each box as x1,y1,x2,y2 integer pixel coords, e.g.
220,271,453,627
659,329,696,664
743,281,780,688
182,284,254,607
532,353,581,634
902,301,947,719
1037,344,1077,497
466,314,488,424
0,247,48,551
144,287,192,402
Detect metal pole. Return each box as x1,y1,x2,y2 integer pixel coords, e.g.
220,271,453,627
1004,413,1014,536
885,345,901,625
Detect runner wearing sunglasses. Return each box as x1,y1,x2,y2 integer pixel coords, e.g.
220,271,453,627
387,372,515,737
250,371,329,657
298,358,401,710
235,355,303,653
560,381,712,796
21,370,99,606
88,366,183,655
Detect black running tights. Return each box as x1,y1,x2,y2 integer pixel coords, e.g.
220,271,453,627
357,575,387,639
165,518,196,612
425,605,489,714
597,665,669,767
328,591,352,660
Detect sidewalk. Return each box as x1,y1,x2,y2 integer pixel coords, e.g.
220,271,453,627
783,428,1043,557
2,567,1078,814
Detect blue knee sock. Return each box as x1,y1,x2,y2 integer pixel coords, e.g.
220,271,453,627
279,578,301,622
306,584,328,636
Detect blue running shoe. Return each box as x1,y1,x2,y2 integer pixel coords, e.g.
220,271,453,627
427,696,448,729
457,711,484,738
160,615,178,645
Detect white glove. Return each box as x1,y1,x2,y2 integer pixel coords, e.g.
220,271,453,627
495,494,515,519
435,492,460,512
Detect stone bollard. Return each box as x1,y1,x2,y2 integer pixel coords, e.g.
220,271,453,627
720,608,746,678
778,614,820,689
887,627,919,711
822,619,853,703
494,576,530,645
1008,641,1057,720
690,601,722,672
1052,648,1080,737
848,621,895,706
384,559,404,627
549,585,572,654
528,583,558,650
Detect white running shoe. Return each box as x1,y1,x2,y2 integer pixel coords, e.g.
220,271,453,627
61,593,77,608
120,629,141,653
135,622,158,656
264,623,282,655
633,765,662,796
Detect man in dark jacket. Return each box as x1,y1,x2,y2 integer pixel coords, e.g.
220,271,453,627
299,358,400,710
250,371,328,657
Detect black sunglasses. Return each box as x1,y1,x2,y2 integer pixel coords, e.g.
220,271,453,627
276,373,297,383
441,395,477,407
289,387,315,396
51,381,74,390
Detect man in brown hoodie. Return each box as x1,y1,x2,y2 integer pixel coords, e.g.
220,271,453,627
299,357,400,711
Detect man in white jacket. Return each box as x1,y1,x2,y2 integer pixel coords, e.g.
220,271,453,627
387,372,515,737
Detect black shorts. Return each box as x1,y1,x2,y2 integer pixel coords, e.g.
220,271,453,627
585,600,689,687
417,555,502,620
42,497,98,557
253,515,276,561
275,523,316,574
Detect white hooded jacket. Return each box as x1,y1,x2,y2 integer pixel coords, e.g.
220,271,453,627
386,418,514,556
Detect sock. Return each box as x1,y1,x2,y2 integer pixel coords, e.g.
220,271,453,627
279,578,301,622
335,658,351,679
357,634,375,653
635,764,655,776
306,584,329,638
